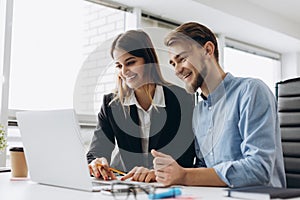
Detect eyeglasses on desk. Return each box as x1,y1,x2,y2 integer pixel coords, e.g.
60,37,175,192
108,182,181,200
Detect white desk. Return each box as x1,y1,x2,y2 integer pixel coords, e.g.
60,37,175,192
2,172,299,200
0,172,234,200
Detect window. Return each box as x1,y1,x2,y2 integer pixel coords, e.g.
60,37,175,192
5,0,129,165
10,0,84,111
224,40,281,93
9,0,128,115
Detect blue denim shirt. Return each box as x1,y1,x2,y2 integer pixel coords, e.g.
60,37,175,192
193,73,286,188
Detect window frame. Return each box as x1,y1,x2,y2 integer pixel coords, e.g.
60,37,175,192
223,37,282,93
225,37,281,60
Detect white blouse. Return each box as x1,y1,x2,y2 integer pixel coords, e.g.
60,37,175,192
111,85,166,170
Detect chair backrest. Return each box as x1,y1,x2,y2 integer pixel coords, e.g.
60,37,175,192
276,77,300,188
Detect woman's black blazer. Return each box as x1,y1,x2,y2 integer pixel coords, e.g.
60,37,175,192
87,85,195,171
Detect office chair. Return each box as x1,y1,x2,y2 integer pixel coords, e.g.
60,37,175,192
276,77,300,188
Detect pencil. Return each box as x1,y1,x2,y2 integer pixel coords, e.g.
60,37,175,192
96,163,126,176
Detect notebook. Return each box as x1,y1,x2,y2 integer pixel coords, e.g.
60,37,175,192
226,186,300,200
16,109,112,192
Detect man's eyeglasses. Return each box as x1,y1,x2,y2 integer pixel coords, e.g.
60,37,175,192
108,182,181,200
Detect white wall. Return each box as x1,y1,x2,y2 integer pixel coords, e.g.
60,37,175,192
282,53,300,80
141,22,185,88
0,0,12,167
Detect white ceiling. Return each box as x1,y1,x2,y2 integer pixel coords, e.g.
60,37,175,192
246,0,300,24
107,0,300,54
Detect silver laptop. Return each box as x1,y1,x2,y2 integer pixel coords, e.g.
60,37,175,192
16,109,110,192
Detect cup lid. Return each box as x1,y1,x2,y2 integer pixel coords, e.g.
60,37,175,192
9,147,24,152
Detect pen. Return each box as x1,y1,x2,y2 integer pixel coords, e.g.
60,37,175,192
96,164,126,176
148,187,182,199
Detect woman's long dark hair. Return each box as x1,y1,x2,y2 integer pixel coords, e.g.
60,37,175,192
110,29,167,106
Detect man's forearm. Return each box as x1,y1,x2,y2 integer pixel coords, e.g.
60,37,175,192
182,167,227,186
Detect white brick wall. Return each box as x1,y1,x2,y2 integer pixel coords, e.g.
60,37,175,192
73,2,125,117
74,2,179,118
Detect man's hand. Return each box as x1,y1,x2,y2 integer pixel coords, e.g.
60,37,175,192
152,149,186,186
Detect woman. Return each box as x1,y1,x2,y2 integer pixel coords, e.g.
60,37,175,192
87,30,195,182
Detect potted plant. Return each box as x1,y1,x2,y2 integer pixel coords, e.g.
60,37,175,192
0,124,7,152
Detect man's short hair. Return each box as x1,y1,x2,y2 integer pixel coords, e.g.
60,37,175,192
164,22,219,62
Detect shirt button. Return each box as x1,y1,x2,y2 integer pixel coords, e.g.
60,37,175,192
208,106,212,110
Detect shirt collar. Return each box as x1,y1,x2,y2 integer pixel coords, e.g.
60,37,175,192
123,85,166,108
201,73,234,106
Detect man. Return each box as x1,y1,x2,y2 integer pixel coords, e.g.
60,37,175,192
151,22,286,188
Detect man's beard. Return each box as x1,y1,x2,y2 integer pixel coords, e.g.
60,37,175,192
185,71,204,94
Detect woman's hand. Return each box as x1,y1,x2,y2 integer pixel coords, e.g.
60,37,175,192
121,166,156,183
88,157,116,180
